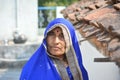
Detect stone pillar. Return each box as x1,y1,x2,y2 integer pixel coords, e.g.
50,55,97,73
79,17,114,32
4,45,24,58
16,0,38,41
0,0,16,40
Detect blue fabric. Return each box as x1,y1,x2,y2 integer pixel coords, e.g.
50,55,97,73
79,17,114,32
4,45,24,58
66,66,73,80
20,18,89,80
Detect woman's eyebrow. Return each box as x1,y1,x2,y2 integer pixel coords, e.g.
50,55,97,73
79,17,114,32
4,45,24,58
47,31,54,35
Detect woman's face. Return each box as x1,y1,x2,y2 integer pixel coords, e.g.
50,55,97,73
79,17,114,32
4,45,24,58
46,27,66,58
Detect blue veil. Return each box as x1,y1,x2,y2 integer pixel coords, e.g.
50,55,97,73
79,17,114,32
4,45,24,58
20,18,89,80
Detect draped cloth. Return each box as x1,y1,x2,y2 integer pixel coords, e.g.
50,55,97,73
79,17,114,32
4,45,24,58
20,18,89,80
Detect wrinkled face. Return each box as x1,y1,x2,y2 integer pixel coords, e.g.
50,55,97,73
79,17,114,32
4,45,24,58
46,27,66,58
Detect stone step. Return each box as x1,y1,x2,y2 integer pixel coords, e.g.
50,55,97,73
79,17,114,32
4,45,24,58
0,68,21,80
0,59,27,68
0,42,39,68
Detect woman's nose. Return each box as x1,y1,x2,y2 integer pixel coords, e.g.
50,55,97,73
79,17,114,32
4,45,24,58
54,37,60,43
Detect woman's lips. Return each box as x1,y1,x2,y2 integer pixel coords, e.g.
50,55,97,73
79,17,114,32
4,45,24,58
52,47,61,50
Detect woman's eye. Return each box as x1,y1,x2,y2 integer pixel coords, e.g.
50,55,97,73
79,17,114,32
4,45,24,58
59,33,64,39
47,32,54,36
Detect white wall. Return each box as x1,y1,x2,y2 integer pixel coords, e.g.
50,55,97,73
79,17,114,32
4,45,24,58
0,0,38,41
56,6,65,18
0,0,16,40
76,30,120,80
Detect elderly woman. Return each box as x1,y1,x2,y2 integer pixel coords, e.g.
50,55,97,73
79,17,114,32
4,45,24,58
20,18,89,80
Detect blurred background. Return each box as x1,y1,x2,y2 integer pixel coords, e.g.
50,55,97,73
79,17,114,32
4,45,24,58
0,0,78,80
0,0,120,80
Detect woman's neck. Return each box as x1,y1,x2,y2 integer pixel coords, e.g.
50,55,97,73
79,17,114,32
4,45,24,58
48,53,68,67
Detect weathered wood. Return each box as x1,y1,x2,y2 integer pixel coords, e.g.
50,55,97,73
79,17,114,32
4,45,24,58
84,29,100,37
83,7,116,21
111,49,120,60
87,4,96,10
108,38,120,52
94,57,114,62
76,9,90,21
97,34,111,42
96,13,120,32
61,0,120,66
67,13,77,24
95,1,109,8
113,3,120,10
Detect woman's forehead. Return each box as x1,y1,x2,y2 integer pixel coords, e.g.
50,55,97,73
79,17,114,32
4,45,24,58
50,27,63,32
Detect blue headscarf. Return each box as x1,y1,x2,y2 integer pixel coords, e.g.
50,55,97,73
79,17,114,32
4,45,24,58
20,18,89,80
